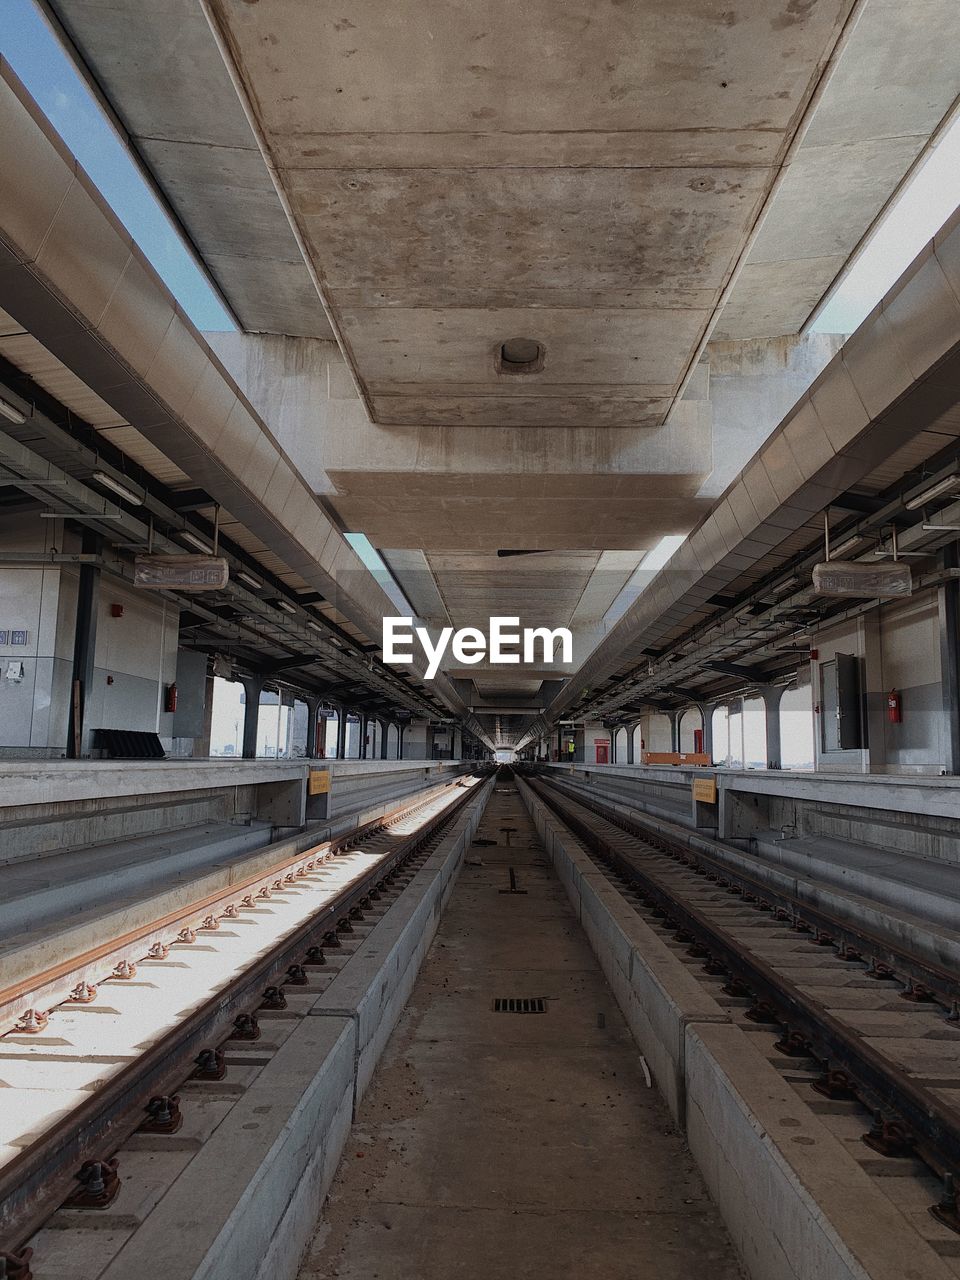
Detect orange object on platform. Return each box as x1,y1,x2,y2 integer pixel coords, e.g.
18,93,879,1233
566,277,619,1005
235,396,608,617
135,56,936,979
641,751,712,767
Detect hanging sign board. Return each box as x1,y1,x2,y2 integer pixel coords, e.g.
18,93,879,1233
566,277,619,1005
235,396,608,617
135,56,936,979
134,555,230,592
812,561,912,599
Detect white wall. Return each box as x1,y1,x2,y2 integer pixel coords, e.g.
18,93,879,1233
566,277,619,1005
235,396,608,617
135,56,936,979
83,578,179,752
0,514,72,753
813,589,944,775
583,722,611,763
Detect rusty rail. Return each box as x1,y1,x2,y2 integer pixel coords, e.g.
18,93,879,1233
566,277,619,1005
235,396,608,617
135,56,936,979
0,777,484,1251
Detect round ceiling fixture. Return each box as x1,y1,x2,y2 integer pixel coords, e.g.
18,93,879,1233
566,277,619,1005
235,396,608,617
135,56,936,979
497,338,544,374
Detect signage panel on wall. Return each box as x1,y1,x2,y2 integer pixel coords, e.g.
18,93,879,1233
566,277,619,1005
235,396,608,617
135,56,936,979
308,769,331,795
692,777,717,804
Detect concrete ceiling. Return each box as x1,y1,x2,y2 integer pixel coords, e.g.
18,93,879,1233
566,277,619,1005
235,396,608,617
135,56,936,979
382,549,644,700
44,0,334,340
526,205,960,740
714,0,960,339
203,0,861,429
18,0,960,751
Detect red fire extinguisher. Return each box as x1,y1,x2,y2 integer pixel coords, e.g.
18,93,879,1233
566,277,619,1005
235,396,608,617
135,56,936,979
887,689,902,723
165,683,178,714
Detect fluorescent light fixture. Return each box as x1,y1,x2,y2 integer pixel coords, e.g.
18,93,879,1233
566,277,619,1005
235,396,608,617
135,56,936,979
830,534,866,558
0,396,26,424
181,530,213,553
92,471,143,506
306,621,325,634
40,510,127,521
237,570,263,590
904,475,960,510
275,599,296,615
922,523,960,532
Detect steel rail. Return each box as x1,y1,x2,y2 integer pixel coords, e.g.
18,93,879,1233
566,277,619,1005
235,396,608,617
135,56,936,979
0,777,486,1251
0,781,464,1034
541,773,960,1011
526,775,960,1221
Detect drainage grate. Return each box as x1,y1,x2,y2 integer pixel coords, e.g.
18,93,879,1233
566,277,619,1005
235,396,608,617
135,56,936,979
493,997,547,1014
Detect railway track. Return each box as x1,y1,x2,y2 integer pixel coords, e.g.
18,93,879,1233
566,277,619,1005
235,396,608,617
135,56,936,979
0,777,484,1271
524,773,960,1264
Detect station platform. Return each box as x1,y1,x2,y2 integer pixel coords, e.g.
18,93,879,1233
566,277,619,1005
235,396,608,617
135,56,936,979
298,779,741,1280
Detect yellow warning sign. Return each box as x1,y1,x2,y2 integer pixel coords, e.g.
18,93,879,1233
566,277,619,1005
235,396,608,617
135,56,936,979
692,777,717,804
308,769,331,796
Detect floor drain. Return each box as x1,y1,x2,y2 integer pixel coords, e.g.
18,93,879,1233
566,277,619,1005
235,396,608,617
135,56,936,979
493,997,547,1014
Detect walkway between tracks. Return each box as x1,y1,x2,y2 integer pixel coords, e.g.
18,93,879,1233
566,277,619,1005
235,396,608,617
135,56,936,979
299,777,741,1280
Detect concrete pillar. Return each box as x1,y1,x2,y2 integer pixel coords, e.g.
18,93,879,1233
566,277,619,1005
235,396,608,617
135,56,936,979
939,545,960,774
194,673,215,758
625,722,638,764
398,721,406,758
700,703,716,762
68,528,101,757
240,677,262,759
668,710,680,753
379,718,389,759
762,686,785,770
304,696,320,757
862,611,884,774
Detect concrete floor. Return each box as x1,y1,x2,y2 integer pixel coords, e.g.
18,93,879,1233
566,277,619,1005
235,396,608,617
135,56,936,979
299,779,743,1279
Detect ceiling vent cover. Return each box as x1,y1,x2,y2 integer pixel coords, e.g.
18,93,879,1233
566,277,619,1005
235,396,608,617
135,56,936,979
497,338,544,374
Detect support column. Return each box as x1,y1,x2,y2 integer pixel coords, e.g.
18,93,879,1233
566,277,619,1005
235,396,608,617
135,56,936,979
304,695,320,758
625,722,637,764
335,705,347,759
699,703,715,762
668,710,680,754
762,686,785,770
67,528,101,757
939,545,960,774
380,718,389,759
240,677,263,760
196,673,215,759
